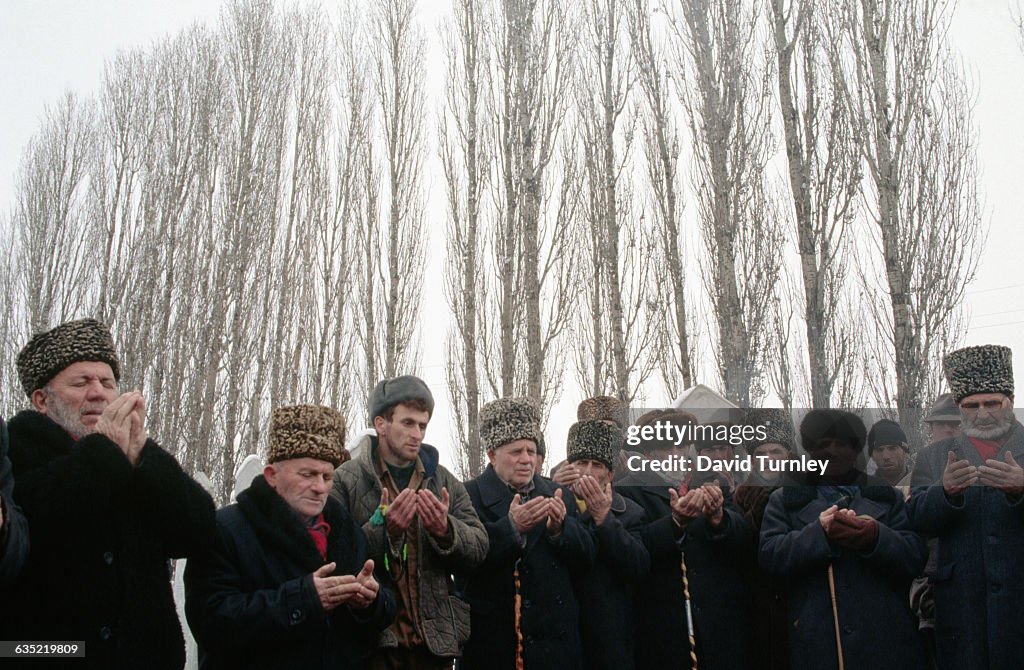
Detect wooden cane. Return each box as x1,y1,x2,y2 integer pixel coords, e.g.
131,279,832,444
514,558,525,670
827,564,845,670
680,553,699,670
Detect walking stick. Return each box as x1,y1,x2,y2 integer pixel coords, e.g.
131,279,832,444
680,553,699,670
514,558,525,670
827,564,845,670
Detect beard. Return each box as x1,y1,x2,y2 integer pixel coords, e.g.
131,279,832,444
961,405,1016,440
44,391,101,439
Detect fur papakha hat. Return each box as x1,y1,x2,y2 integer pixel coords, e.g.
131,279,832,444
576,395,628,428
479,397,542,453
799,409,867,453
743,408,795,455
368,375,435,423
17,318,121,397
567,420,622,470
944,345,1014,402
268,404,348,467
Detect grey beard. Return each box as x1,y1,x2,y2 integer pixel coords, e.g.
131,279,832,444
962,409,1015,440
43,390,94,439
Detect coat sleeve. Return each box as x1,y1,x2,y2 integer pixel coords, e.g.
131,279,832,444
592,508,650,582
0,419,28,587
425,476,489,572
907,445,965,536
129,439,216,558
759,491,838,576
857,498,927,579
332,468,387,561
184,522,329,649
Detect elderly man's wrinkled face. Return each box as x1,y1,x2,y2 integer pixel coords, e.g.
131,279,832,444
265,458,334,519
959,393,1015,440
926,420,961,442
573,458,611,487
489,439,537,488
31,361,118,438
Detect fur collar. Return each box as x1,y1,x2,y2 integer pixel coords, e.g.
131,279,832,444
6,409,75,470
237,475,358,574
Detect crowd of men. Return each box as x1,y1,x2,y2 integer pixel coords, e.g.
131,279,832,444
0,318,1022,670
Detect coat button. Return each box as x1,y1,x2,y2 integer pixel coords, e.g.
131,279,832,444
526,635,534,645
843,626,853,634
555,596,563,605
99,626,112,641
103,551,114,565
290,609,303,621
522,599,531,608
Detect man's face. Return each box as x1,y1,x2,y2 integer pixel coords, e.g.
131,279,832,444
752,443,791,472
573,458,611,487
806,438,859,477
697,443,735,462
375,403,429,466
871,444,907,478
959,393,1015,440
31,361,118,438
488,439,537,488
265,458,334,519
925,420,961,441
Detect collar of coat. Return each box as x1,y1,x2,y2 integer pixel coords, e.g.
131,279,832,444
7,409,76,470
474,464,563,513
779,471,897,509
353,433,441,480
236,475,359,575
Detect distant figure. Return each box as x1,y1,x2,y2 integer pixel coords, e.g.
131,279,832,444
868,419,912,487
186,405,395,669
6,318,215,669
922,394,961,443
909,345,1024,670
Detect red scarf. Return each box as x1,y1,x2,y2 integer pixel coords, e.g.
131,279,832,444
968,436,1006,462
308,514,331,559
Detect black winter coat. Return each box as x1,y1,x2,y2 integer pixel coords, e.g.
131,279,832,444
185,475,397,670
909,425,1024,670
5,409,216,670
458,466,596,670
760,479,928,670
572,489,650,670
0,417,28,588
619,470,756,670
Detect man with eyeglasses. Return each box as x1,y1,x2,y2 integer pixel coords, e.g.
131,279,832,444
908,345,1024,670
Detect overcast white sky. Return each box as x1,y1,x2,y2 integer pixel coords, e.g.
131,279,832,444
2,0,1023,469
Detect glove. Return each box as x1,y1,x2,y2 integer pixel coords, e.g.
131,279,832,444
828,513,879,552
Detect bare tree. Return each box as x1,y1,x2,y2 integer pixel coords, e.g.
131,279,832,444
770,0,862,409
628,0,696,399
574,0,659,403
486,0,580,421
442,0,491,478
841,0,983,448
672,0,784,407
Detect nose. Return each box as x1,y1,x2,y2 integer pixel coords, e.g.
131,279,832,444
85,380,108,400
311,478,329,494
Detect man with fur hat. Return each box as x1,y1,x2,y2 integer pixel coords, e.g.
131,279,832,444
564,420,649,670
0,417,28,588
868,419,912,487
909,345,1024,670
332,375,487,670
552,395,627,486
459,397,596,670
618,409,756,670
4,318,215,669
761,409,928,670
186,405,395,669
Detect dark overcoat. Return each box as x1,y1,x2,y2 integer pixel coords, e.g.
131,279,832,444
572,489,650,670
908,424,1024,670
619,470,756,670
5,409,216,669
0,417,28,588
458,466,596,670
760,480,928,670
185,475,396,670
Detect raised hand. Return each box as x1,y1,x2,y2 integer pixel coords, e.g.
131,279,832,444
553,463,581,488
978,452,1024,497
575,476,613,526
509,493,549,534
700,483,725,528
669,485,704,528
417,487,451,537
942,451,978,498
545,488,567,535
385,488,419,537
349,559,379,610
96,392,143,464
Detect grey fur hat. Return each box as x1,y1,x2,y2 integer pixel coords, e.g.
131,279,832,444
368,375,435,422
268,404,348,467
944,345,1014,402
576,395,627,428
567,420,622,470
743,408,795,455
17,319,121,397
480,397,542,453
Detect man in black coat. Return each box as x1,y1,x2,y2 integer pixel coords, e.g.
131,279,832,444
459,397,596,670
618,409,756,670
186,404,396,670
5,318,216,669
562,420,649,670
0,417,28,588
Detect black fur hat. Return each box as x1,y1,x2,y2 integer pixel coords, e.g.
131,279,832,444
567,420,622,470
17,319,121,397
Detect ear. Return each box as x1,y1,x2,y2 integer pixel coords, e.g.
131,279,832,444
486,448,497,466
30,388,49,413
263,464,278,487
373,415,387,435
